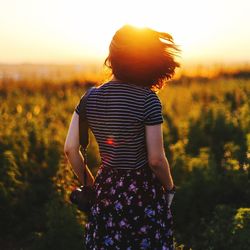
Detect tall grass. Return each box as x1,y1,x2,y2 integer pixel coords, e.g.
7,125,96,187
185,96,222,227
0,69,249,249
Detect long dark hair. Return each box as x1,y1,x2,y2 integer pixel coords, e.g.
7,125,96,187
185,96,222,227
105,24,180,91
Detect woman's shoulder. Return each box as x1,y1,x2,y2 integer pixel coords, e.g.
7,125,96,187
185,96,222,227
96,80,154,95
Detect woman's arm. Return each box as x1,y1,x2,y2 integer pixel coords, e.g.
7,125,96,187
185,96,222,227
64,111,95,186
145,123,174,191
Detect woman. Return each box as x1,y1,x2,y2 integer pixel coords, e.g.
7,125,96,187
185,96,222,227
64,24,180,249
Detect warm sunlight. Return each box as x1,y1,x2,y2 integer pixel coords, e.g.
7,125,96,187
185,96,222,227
0,0,249,64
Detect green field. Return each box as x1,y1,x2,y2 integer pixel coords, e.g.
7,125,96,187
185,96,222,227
0,73,249,250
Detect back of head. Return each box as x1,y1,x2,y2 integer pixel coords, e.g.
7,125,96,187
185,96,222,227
105,24,180,91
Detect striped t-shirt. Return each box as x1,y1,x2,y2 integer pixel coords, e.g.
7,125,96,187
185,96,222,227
75,80,164,170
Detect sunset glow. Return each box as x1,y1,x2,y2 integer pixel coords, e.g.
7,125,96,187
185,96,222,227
0,0,249,65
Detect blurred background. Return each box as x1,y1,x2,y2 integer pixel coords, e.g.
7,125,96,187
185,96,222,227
0,0,249,249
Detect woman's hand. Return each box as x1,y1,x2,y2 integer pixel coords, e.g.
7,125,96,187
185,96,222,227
164,185,176,208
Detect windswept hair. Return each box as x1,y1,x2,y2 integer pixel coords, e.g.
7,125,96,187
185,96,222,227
105,24,180,91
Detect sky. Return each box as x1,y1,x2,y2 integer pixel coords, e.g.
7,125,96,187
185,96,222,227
0,0,249,66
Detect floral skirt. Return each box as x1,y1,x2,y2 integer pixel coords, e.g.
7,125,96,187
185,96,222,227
84,164,174,250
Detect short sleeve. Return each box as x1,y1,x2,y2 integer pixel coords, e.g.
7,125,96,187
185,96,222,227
74,98,82,115
143,91,164,125
74,91,88,115
74,87,95,115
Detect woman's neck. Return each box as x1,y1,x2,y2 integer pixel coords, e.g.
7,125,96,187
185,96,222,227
111,76,123,82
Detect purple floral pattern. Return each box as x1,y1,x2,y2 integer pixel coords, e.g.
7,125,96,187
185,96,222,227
84,164,174,249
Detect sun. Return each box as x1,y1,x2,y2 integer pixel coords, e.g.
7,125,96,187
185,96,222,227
1,0,245,64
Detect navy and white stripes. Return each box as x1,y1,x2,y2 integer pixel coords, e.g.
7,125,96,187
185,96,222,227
75,81,163,170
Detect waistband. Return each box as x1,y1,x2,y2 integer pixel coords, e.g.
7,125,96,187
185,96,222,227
100,163,149,172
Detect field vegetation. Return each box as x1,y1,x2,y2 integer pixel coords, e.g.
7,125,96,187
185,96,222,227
0,64,249,249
